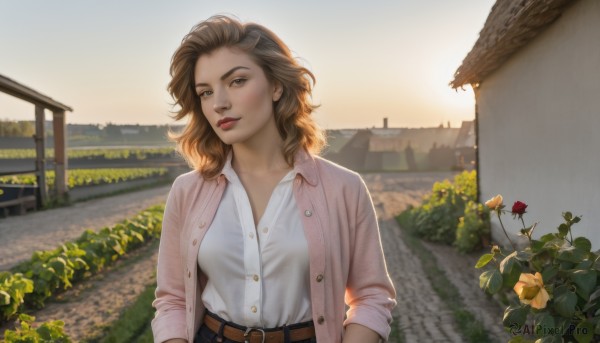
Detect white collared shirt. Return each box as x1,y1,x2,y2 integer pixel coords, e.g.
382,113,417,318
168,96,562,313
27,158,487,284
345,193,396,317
198,157,312,328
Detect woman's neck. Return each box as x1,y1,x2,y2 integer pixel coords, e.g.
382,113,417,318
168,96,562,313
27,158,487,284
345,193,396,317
231,139,290,175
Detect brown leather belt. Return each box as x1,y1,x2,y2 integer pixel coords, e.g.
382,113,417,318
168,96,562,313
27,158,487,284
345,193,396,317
203,313,316,343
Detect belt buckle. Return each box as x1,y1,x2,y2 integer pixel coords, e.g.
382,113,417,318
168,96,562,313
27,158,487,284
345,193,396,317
243,327,266,343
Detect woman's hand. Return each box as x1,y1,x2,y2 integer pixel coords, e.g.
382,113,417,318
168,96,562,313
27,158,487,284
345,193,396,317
342,323,381,343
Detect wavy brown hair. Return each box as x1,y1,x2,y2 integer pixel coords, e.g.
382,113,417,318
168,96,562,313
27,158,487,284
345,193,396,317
168,15,325,179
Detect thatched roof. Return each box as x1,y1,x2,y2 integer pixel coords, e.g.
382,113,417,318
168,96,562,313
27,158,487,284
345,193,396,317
450,0,576,89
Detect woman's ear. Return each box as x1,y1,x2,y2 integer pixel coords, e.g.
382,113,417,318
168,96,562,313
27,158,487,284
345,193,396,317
272,81,283,102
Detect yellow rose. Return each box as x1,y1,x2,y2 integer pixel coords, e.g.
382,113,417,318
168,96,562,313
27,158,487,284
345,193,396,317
485,194,504,210
513,272,550,309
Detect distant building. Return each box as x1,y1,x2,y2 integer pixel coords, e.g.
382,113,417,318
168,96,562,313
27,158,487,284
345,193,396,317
323,121,475,172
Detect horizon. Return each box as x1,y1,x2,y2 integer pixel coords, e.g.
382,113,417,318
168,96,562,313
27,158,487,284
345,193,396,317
0,1,495,129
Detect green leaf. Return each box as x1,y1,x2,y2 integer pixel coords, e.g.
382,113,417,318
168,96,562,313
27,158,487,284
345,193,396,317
0,290,10,305
503,304,529,329
531,240,545,253
571,270,597,300
37,325,52,340
500,253,523,288
554,291,577,318
541,266,558,283
574,320,594,343
577,260,593,270
558,223,569,238
573,237,592,253
589,288,600,303
563,212,573,221
475,254,494,268
18,313,35,322
540,233,556,243
479,269,503,294
534,313,555,338
556,245,586,263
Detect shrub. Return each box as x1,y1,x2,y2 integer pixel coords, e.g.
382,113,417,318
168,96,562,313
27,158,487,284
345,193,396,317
477,196,600,343
3,314,71,342
399,170,488,253
455,201,491,253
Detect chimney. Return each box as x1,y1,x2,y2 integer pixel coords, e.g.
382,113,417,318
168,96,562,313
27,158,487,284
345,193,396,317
383,118,388,129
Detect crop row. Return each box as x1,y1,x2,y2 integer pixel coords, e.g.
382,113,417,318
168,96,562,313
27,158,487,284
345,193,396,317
0,168,168,189
0,147,175,160
0,205,164,323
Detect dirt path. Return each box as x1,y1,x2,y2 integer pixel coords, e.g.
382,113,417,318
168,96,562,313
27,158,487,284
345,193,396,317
0,185,171,271
361,172,510,342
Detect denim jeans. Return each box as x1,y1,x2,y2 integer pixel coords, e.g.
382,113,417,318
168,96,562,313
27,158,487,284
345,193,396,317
194,312,316,343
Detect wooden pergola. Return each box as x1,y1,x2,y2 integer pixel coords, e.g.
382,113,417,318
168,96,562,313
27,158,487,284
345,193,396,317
0,74,73,205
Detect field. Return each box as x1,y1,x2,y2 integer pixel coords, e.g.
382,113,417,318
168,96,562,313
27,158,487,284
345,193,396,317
0,147,175,160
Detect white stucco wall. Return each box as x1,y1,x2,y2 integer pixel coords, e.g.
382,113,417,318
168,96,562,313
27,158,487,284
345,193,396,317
476,0,600,249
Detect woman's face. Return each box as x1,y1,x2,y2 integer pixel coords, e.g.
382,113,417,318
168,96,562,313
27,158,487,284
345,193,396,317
194,47,282,146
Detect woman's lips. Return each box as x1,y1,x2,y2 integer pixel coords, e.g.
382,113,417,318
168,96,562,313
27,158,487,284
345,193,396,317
217,117,240,130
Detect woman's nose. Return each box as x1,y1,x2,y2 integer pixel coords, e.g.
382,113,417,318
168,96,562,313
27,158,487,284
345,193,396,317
213,91,231,113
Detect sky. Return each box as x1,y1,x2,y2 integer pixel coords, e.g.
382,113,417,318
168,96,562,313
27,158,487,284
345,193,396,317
0,0,495,130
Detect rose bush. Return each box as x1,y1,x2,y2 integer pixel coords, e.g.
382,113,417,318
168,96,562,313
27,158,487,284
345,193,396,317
476,195,600,343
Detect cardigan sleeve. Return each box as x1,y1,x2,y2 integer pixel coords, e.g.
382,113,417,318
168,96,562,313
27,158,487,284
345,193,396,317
343,176,397,341
152,178,189,342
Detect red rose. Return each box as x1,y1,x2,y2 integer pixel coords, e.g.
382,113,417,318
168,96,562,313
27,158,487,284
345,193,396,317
512,201,528,215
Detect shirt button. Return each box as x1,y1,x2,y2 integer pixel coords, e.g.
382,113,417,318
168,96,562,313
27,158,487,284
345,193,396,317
188,270,191,278
304,210,312,217
249,232,254,239
251,306,257,313
316,274,324,282
192,239,198,246
253,274,259,282
198,222,206,229
262,227,269,234
317,316,325,324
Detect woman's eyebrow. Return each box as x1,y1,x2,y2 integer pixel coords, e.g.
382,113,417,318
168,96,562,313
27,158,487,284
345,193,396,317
195,66,250,88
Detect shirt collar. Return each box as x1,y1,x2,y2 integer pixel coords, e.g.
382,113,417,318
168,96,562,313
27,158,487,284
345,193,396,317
292,149,318,186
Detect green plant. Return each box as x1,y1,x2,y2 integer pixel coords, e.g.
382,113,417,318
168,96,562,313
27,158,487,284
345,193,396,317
407,179,467,244
455,201,491,253
476,195,600,343
0,168,168,189
453,170,477,201
0,273,34,320
1,205,164,322
3,314,71,342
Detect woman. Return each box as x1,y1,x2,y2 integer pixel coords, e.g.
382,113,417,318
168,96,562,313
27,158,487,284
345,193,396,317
152,15,396,343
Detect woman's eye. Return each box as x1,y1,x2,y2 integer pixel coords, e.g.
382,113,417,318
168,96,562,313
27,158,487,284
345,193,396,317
198,90,213,98
231,78,246,86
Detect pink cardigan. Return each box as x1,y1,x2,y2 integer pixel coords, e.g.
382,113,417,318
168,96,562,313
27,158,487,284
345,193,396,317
152,151,396,343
